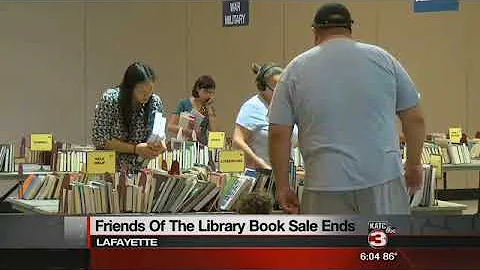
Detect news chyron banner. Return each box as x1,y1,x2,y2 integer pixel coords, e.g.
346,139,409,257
86,215,480,269
0,215,479,269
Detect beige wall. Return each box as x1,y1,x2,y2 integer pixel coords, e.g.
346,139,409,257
0,2,85,144
0,1,478,188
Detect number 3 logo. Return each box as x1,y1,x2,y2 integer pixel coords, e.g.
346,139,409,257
368,230,388,248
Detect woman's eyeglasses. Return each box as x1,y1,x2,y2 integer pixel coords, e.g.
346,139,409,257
200,88,215,94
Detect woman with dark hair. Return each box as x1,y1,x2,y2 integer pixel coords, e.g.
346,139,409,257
92,62,167,172
168,75,217,145
233,63,298,169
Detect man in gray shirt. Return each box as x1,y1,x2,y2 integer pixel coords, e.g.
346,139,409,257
268,3,426,214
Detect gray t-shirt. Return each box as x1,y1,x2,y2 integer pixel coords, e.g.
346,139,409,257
269,38,420,191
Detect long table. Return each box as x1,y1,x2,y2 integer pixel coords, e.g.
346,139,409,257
6,198,59,214
442,160,480,214
5,198,467,216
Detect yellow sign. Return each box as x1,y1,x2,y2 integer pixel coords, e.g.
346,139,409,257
449,127,462,144
430,155,443,179
30,134,53,151
208,132,226,149
219,150,245,172
87,151,116,174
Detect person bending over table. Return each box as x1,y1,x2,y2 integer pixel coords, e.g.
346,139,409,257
233,63,298,170
92,62,167,173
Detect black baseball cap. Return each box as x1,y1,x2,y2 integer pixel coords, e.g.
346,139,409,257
312,3,354,28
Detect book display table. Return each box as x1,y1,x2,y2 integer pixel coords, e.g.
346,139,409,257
6,198,467,216
442,160,480,214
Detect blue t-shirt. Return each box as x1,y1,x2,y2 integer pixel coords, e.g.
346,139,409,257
269,38,420,191
174,98,209,145
236,94,298,167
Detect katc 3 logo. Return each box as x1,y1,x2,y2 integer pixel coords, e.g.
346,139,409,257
367,221,396,249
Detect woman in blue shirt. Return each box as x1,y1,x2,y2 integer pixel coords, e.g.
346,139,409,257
168,75,217,145
233,63,298,169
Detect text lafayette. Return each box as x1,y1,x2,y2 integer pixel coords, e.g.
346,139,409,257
96,237,159,247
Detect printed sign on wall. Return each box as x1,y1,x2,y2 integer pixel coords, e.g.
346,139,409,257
414,0,459,13
223,0,249,27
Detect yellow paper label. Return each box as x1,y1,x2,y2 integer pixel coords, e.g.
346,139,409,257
208,132,226,149
219,150,245,172
87,151,116,174
430,155,443,179
449,127,462,144
30,134,53,151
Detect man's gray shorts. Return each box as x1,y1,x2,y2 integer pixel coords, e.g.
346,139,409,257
301,178,410,215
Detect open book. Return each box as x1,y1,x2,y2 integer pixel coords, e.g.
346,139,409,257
148,112,167,143
179,110,205,133
137,112,167,167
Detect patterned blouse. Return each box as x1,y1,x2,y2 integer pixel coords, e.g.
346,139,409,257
92,88,165,173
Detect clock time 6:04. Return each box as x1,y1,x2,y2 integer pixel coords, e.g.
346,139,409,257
360,252,398,261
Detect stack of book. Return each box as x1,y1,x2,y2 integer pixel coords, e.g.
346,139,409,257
146,140,210,173
419,141,471,165
12,137,56,173
421,142,444,164
293,147,304,168
0,144,15,172
179,111,204,133
58,173,118,215
54,168,227,215
17,165,291,214
26,150,52,166
446,143,471,164
410,164,436,207
219,169,275,211
18,174,66,200
54,144,95,172
470,139,480,159
288,160,298,193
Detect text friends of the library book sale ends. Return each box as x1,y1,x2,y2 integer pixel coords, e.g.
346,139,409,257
89,216,358,247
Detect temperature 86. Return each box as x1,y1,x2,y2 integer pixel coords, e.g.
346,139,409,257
382,252,398,261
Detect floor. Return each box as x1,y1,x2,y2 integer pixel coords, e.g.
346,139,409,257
0,179,478,214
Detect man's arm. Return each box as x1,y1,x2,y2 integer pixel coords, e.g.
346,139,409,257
391,54,425,166
268,74,295,191
268,66,300,213
398,105,425,194
392,54,426,192
398,105,425,166
269,124,293,190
